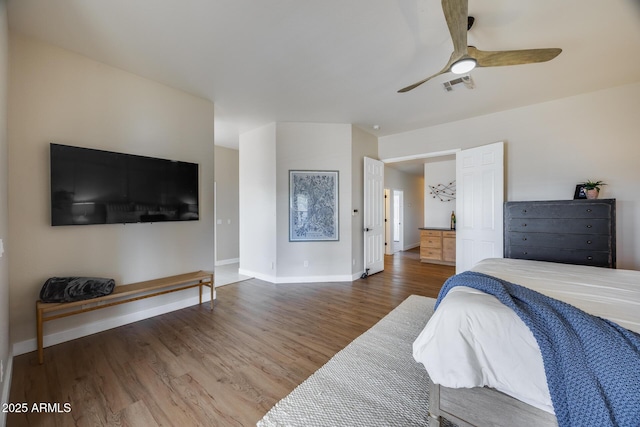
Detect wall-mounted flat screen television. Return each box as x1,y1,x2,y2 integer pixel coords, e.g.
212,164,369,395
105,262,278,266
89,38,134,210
50,143,199,226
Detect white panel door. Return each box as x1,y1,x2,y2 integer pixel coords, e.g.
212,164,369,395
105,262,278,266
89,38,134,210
455,142,505,273
364,157,385,275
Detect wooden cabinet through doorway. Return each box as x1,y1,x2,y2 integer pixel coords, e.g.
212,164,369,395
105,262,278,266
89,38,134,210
420,228,456,266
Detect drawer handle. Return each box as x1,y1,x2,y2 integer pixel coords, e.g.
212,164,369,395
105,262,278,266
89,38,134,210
522,209,527,213
586,209,592,213
586,240,592,244
522,237,527,241
523,251,528,255
522,223,527,227
587,256,593,260
586,225,593,228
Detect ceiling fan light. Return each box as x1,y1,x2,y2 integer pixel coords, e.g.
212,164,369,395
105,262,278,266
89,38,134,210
451,58,477,74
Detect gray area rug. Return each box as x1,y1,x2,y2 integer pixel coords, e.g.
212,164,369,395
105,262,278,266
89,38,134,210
257,295,436,427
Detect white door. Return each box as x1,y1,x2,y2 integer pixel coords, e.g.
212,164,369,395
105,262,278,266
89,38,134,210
364,157,385,275
455,141,505,273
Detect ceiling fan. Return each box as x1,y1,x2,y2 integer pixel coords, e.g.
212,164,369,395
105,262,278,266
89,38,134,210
398,0,562,93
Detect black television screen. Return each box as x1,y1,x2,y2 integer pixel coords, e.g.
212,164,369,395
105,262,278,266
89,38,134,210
50,143,199,226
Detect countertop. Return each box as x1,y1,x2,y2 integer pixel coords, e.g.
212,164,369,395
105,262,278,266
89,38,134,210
419,227,456,231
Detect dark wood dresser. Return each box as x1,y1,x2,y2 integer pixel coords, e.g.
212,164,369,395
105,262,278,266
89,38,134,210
504,199,616,268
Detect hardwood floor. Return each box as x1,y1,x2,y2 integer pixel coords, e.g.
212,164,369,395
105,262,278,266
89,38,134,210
8,250,454,427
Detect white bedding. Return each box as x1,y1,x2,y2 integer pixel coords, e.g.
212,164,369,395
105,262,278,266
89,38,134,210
412,258,640,414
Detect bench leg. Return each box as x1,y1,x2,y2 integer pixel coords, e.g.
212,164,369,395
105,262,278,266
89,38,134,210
199,276,214,310
210,276,214,310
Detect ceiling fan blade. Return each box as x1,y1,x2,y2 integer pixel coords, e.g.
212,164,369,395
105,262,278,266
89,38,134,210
398,53,458,93
468,46,562,68
398,0,468,93
442,0,469,58
397,71,445,93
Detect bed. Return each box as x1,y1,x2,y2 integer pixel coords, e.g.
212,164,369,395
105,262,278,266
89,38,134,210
414,199,640,427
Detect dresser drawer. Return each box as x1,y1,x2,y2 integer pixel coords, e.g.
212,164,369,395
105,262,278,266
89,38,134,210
506,246,612,268
442,231,456,239
420,247,442,260
421,237,442,248
506,218,612,235
506,232,611,251
421,230,442,238
506,202,612,219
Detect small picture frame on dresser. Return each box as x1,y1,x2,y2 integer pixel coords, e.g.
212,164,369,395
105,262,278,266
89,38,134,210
573,184,587,199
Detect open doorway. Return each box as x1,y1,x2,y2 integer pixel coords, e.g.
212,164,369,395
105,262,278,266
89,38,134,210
383,154,437,258
384,188,405,255
392,190,404,253
383,150,457,261
214,146,252,287
381,143,504,272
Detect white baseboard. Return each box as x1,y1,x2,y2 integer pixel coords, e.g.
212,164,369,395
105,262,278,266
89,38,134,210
215,257,240,266
238,268,276,283
274,274,354,284
13,293,215,357
1,347,13,427
352,271,365,280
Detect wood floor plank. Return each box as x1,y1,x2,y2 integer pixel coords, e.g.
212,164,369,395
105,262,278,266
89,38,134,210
116,400,158,427
8,250,454,426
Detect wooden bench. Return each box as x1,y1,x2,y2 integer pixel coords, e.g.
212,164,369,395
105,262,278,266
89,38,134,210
36,270,214,364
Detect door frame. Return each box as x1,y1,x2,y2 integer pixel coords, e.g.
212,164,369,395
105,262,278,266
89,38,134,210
381,149,460,165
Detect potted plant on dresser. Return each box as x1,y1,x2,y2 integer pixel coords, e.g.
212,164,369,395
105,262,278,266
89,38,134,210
582,180,606,199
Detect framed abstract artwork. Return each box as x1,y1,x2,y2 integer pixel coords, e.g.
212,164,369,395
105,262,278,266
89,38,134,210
289,170,339,241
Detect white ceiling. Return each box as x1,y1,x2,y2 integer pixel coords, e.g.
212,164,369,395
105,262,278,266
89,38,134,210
7,0,640,149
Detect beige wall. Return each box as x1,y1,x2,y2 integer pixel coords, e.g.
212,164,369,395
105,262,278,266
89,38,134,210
239,122,374,281
238,123,277,281
379,83,640,269
214,146,239,264
275,122,353,281
0,0,10,412
8,35,215,350
423,156,456,229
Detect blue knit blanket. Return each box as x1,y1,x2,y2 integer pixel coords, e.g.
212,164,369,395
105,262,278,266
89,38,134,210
436,271,640,427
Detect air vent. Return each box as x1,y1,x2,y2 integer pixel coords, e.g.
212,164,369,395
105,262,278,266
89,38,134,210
443,75,475,92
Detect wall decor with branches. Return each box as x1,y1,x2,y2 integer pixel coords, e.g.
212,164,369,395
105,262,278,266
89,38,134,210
428,180,456,202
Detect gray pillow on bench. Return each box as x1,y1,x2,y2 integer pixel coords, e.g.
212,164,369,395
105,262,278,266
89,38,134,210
40,277,116,303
